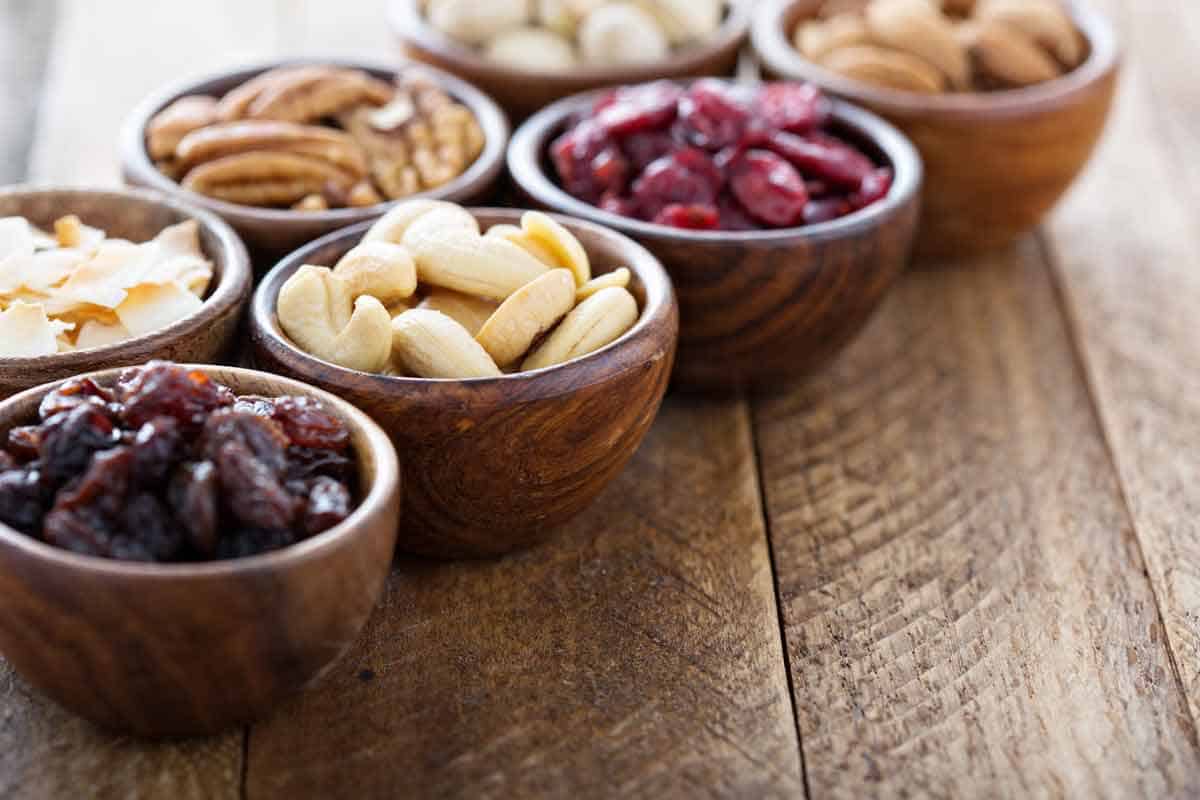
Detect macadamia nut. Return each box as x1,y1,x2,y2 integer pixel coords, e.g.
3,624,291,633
578,3,669,65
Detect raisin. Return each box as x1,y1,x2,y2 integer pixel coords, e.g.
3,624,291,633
7,426,42,462
216,527,296,559
53,446,133,519
298,476,353,538
116,361,231,433
214,441,297,531
272,397,350,450
286,446,354,484
595,81,682,137
653,204,721,230
0,468,45,534
729,150,809,228
766,131,875,188
119,492,183,561
0,451,15,472
44,507,112,557
39,403,120,486
757,82,829,134
131,416,183,486
38,377,113,421
631,149,721,220
203,408,289,475
233,395,276,417
169,461,220,557
677,79,753,150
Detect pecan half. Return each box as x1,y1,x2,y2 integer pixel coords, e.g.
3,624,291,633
175,121,368,177
216,66,392,123
181,152,357,207
146,95,218,160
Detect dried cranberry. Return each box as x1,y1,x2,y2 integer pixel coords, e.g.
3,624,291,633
599,193,636,217
621,131,676,172
39,404,120,486
38,377,113,421
214,441,297,531
203,408,289,475
716,194,758,231
216,528,296,559
550,120,627,201
803,197,853,225
7,426,42,462
653,204,720,230
677,79,753,150
169,461,219,557
131,417,183,486
766,131,875,188
0,468,45,534
595,81,682,136
631,148,721,219
116,361,231,433
299,476,353,538
728,150,809,228
757,82,829,134
849,167,894,210
271,397,349,451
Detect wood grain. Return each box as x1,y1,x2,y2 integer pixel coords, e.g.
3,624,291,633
1044,0,1200,726
752,243,1200,797
244,398,804,798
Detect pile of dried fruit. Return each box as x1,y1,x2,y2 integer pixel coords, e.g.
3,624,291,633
0,215,213,356
147,64,485,210
794,0,1084,93
424,0,725,70
276,199,639,377
0,362,356,561
549,79,891,230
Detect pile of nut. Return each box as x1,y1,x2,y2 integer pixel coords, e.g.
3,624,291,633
0,215,213,356
424,0,725,70
147,64,485,210
794,0,1084,93
277,200,639,378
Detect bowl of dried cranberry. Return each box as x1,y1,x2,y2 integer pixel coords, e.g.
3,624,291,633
0,361,400,737
508,79,921,389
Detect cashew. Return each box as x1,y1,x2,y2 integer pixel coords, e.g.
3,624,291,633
399,203,481,251
476,269,576,366
522,286,637,370
392,308,503,378
364,198,468,244
575,267,631,302
277,264,393,372
407,226,549,301
427,0,530,44
485,223,561,267
520,210,590,286
578,3,669,66
418,288,498,335
332,240,417,305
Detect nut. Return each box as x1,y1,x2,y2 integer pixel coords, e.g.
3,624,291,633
475,269,576,366
485,27,578,70
578,3,669,66
976,0,1082,67
180,151,357,207
391,308,503,378
794,14,872,62
276,264,393,372
347,180,383,208
633,0,722,44
520,211,591,286
218,65,393,124
292,194,329,212
485,224,561,267
575,267,630,302
175,121,368,177
522,286,638,370
866,0,970,89
146,95,218,160
406,226,550,301
969,18,1061,86
363,199,457,244
427,0,531,44
417,289,499,336
822,45,946,93
332,241,417,305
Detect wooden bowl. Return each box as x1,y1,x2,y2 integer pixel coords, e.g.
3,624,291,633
119,59,509,260
0,365,401,737
387,0,751,121
752,0,1120,258
250,209,677,559
507,90,921,390
0,186,251,398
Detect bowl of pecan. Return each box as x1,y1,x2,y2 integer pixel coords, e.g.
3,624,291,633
507,79,921,389
0,186,251,396
250,199,677,558
120,60,509,257
388,0,751,120
0,361,401,736
752,0,1120,257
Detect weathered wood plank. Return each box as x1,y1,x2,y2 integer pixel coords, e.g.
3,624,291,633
0,0,56,184
1044,0,1200,727
753,241,1200,797
245,399,805,799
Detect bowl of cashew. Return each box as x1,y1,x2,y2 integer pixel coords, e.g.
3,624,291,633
249,201,677,558
389,0,752,120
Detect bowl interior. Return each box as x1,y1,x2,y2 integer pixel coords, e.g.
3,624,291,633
0,364,398,577
122,59,510,225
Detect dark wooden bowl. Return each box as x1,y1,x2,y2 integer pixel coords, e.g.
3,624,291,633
0,186,251,398
507,91,921,390
387,0,751,121
752,0,1120,258
119,59,509,260
250,209,677,559
0,365,401,737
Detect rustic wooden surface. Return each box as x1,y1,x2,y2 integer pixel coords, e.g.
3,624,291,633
2,0,1199,797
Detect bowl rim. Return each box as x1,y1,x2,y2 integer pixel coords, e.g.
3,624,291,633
251,206,677,392
0,364,401,578
118,57,510,225
387,0,753,84
507,86,923,245
0,184,251,370
751,0,1121,118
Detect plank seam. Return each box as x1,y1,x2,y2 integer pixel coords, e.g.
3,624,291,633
1036,228,1200,737
747,397,813,800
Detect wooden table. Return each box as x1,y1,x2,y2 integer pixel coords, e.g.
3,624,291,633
2,0,1198,797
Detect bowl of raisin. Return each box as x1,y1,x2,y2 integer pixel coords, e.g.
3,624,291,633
0,361,401,736
508,78,922,390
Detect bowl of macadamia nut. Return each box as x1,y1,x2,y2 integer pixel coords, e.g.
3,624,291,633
389,0,752,120
121,60,509,257
250,199,678,559
752,0,1120,257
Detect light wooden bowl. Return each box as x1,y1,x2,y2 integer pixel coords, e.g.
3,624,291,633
0,186,251,397
120,59,509,259
387,0,752,121
250,209,678,559
0,365,401,737
507,90,921,390
752,0,1120,257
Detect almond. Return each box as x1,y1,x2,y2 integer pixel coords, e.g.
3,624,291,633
970,19,1062,87
822,44,946,93
866,0,970,89
794,14,873,62
976,0,1083,68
